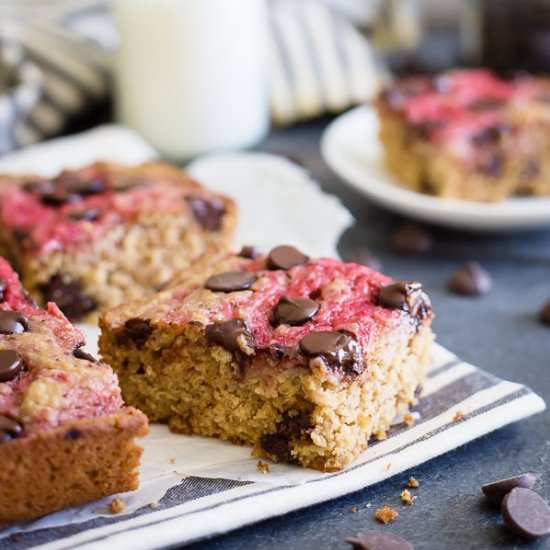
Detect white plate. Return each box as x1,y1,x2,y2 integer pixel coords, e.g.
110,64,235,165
321,104,550,231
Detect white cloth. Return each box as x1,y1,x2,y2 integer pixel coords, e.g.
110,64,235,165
0,0,388,154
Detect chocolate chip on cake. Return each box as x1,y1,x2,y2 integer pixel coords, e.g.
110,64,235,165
186,196,226,231
538,300,550,326
57,172,106,196
0,278,6,302
471,124,507,146
448,262,492,296
73,347,97,362
260,411,311,463
0,350,24,382
391,223,432,255
205,271,257,292
68,208,101,221
40,189,81,207
482,472,538,504
501,488,550,540
238,245,261,259
300,331,363,375
205,319,256,354
120,318,153,347
64,428,82,441
260,433,292,462
0,311,28,334
39,274,97,321
377,281,432,322
0,415,23,442
346,530,413,550
267,245,309,270
273,296,319,326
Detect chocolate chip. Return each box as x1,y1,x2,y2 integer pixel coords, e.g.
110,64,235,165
346,530,413,550
238,245,261,259
260,411,311,463
40,189,81,207
471,125,507,147
448,262,492,296
64,428,82,441
477,152,505,177
391,224,432,255
0,278,6,302
57,172,105,196
347,248,381,271
0,311,28,335
482,472,538,504
120,318,153,347
73,347,97,362
205,319,256,354
0,415,23,442
68,208,100,221
412,119,445,139
38,275,97,321
0,350,24,382
539,300,550,326
300,331,363,375
205,271,257,293
268,343,299,360
12,228,30,244
22,179,54,195
267,245,308,271
186,196,226,231
377,281,432,322
260,434,291,462
501,488,550,540
273,296,319,326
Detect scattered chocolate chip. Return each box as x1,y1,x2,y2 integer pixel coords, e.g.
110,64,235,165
0,350,24,382
347,248,381,271
205,271,257,293
346,530,413,550
238,245,261,259
300,331,363,375
391,224,432,255
38,275,97,321
468,97,505,111
0,278,6,302
267,245,308,271
0,311,28,335
482,472,538,504
205,320,256,354
377,281,432,322
477,152,505,177
120,318,153,347
273,296,319,326
0,415,23,442
539,300,550,326
501,488,550,540
64,428,82,441
186,196,226,231
268,343,299,360
73,347,97,362
448,262,492,296
68,208,100,221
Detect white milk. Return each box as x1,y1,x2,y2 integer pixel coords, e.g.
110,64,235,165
113,0,269,160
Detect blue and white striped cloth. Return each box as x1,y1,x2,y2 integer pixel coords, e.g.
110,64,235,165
0,0,388,154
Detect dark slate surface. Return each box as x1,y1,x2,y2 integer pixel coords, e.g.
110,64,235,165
185,118,550,550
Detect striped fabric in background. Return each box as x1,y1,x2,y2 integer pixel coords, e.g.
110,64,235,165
0,0,387,154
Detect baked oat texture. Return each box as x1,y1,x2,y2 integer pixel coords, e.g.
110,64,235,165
0,161,237,321
99,246,433,471
376,69,550,202
0,256,148,523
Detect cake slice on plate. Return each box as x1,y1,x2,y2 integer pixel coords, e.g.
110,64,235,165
99,245,433,471
0,257,148,523
0,161,237,321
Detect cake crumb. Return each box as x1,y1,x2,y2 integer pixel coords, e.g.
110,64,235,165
385,462,392,471
453,410,465,422
404,413,415,427
350,506,358,513
257,460,270,474
375,430,388,441
149,501,161,509
110,498,126,514
374,505,399,524
400,489,416,506
407,476,420,488
168,458,176,464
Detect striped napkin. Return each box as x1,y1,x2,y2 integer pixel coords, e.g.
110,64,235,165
0,0,387,154
0,125,545,549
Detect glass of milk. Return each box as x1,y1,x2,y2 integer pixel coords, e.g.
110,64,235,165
113,0,269,160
